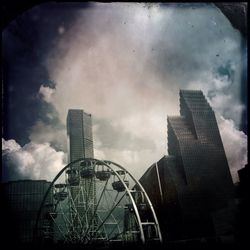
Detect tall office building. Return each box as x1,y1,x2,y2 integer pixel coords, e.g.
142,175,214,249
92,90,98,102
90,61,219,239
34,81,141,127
67,109,94,162
2,180,52,243
140,90,235,241
167,90,234,209
66,109,96,235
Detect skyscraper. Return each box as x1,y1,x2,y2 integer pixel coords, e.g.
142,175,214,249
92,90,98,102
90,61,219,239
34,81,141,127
67,109,94,162
167,90,234,212
66,109,96,237
139,90,235,241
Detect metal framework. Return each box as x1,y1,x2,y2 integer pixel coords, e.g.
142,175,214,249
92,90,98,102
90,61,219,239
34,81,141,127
33,158,162,246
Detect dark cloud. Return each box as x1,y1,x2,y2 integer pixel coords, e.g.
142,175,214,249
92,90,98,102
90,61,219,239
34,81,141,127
28,120,67,152
2,3,247,181
2,3,78,145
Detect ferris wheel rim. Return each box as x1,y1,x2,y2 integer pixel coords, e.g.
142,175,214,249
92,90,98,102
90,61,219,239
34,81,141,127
33,158,162,244
104,160,162,242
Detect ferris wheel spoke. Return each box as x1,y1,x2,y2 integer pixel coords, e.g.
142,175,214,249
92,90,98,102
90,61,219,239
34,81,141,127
104,187,121,212
90,191,127,241
58,201,74,239
110,213,122,234
54,212,72,241
50,215,68,241
78,185,89,228
105,214,124,240
115,212,139,241
67,187,84,232
80,178,109,242
78,182,91,228
111,191,120,208
85,177,94,208
108,222,138,242
72,184,84,204
77,180,97,232
96,213,108,240
102,190,111,211
80,197,94,227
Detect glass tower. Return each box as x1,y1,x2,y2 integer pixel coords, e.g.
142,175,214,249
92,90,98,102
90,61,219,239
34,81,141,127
66,109,96,236
67,109,94,162
167,89,234,238
139,90,235,241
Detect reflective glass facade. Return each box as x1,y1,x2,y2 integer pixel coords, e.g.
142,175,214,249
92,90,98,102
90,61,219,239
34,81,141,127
67,109,94,162
140,90,235,240
66,109,96,232
167,90,234,238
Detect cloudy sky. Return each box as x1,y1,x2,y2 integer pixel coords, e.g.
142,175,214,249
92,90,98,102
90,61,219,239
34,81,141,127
2,2,247,182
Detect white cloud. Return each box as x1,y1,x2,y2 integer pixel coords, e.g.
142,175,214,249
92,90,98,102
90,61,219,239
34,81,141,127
2,138,66,181
2,138,21,154
210,94,244,124
217,116,248,182
38,84,55,103
42,3,246,180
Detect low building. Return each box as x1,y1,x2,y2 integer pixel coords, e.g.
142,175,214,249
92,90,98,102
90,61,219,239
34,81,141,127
234,164,249,247
139,155,182,241
2,179,52,243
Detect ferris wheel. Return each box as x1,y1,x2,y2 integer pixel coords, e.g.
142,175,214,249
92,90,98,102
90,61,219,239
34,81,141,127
34,158,162,246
